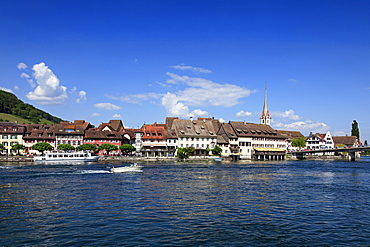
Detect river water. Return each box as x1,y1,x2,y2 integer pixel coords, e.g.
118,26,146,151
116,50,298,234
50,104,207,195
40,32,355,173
1,157,370,246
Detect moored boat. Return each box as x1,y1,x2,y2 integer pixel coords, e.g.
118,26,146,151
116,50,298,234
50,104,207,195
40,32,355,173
110,163,143,173
34,150,100,162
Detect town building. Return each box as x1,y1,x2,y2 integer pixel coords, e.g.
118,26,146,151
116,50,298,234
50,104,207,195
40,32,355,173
140,123,169,157
306,131,334,150
54,120,92,147
218,121,287,160
83,120,130,155
167,117,221,157
277,130,304,151
332,135,361,147
0,122,25,154
23,124,56,152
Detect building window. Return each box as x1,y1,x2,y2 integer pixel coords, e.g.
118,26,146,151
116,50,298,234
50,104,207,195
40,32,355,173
3,135,8,139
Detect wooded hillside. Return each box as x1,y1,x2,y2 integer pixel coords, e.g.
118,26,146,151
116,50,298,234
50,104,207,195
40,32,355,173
0,90,63,124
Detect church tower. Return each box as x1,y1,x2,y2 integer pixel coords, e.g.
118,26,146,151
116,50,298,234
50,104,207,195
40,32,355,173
260,84,271,125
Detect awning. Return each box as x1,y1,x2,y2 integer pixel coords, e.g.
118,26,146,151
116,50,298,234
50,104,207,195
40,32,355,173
254,148,285,152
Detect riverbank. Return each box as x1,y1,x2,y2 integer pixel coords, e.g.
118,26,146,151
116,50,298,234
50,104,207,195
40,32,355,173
0,155,220,163
1,154,362,162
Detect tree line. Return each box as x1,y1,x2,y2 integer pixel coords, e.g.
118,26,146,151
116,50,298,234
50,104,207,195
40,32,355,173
0,90,63,124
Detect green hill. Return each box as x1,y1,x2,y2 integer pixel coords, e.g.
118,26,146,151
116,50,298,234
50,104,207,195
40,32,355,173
0,90,64,124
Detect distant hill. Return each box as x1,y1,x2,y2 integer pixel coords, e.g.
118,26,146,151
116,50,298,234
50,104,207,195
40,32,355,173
0,90,64,124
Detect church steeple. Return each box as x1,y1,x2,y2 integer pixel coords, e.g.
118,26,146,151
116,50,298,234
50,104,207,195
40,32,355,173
260,84,271,125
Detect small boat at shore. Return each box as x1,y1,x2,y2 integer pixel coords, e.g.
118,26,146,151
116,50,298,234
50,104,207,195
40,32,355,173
110,163,143,173
34,150,100,162
213,157,223,162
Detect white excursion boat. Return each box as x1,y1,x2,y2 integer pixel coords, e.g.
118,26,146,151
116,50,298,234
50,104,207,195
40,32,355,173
34,150,100,162
110,163,143,173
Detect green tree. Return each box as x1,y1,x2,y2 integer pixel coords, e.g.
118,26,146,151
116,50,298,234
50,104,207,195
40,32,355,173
176,148,188,160
76,144,97,152
291,137,306,148
177,146,195,160
11,144,26,155
120,144,136,155
32,142,53,154
57,144,75,151
98,143,118,155
212,145,222,156
0,143,5,153
351,120,360,139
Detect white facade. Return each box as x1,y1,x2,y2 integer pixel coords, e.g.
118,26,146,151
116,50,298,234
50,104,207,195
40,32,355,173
178,136,216,155
306,131,334,150
1,133,23,154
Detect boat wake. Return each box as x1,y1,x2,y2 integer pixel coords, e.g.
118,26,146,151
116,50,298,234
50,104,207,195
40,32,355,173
77,170,112,174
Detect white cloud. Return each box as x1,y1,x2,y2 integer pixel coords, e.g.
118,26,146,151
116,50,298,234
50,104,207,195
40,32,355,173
69,87,87,103
25,62,68,104
288,78,299,82
333,131,347,136
109,92,162,104
92,113,101,117
77,90,87,103
161,92,210,118
17,62,27,70
112,114,121,118
94,102,121,110
109,72,256,119
272,109,300,121
0,87,14,93
21,72,30,79
190,109,209,117
161,92,190,117
21,72,35,87
14,85,19,91
170,64,212,73
219,118,225,123
165,73,255,107
274,121,329,133
236,110,252,118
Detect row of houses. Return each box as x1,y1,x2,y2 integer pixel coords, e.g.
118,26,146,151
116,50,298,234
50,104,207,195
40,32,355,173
0,117,360,160
0,88,361,159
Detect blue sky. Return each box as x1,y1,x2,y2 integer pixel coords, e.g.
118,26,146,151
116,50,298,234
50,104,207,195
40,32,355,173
1,0,370,142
